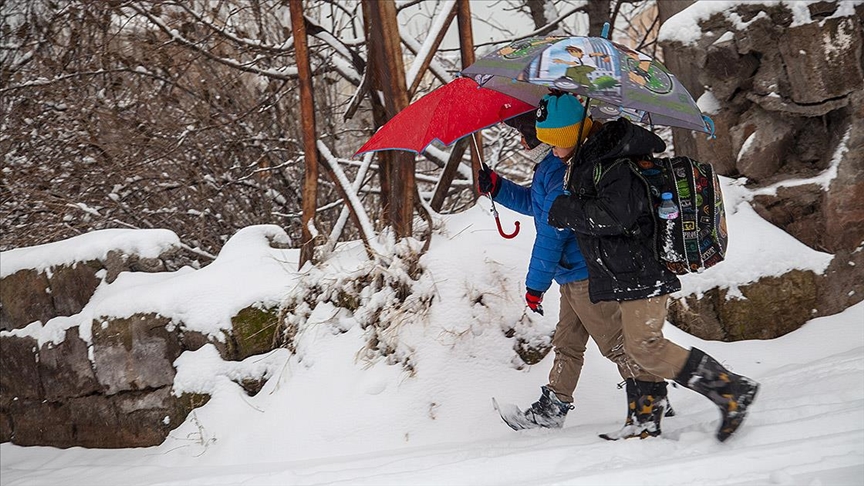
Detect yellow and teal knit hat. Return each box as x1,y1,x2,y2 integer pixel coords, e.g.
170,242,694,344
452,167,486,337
535,93,592,148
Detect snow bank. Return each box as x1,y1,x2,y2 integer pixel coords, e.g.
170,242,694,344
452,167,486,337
0,228,180,278
1,225,300,347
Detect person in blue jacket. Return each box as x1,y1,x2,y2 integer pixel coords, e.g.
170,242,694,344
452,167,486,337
478,93,668,431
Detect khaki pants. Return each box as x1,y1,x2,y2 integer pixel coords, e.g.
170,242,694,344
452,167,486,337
547,280,662,403
619,295,690,380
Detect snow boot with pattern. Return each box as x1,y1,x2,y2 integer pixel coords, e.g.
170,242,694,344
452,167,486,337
674,347,759,442
599,379,668,440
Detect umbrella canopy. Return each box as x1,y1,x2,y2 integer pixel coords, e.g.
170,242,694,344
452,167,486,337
462,36,711,134
354,77,536,156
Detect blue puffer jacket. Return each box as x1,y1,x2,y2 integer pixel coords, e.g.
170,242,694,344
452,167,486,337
493,151,589,292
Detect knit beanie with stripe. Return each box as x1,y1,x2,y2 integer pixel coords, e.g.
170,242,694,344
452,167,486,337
535,93,592,148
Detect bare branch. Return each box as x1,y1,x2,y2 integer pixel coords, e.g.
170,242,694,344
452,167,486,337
441,5,585,52
124,3,299,80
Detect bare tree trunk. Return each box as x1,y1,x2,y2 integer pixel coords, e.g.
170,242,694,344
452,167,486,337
456,0,481,199
584,0,612,36
290,0,320,269
363,0,415,239
657,0,698,156
524,0,558,34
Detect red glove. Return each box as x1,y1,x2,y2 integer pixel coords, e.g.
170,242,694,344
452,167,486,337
525,288,544,316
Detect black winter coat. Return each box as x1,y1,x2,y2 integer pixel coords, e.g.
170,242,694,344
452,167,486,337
548,118,681,303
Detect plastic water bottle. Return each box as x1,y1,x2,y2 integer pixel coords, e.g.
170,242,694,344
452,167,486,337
657,192,679,220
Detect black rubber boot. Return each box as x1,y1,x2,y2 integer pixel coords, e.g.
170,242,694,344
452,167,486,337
599,379,668,440
675,348,760,442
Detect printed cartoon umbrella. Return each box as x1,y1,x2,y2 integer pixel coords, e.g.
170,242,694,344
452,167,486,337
354,77,538,156
462,36,712,134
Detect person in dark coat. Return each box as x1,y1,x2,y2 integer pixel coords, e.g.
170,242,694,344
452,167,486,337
478,94,667,431
548,117,759,441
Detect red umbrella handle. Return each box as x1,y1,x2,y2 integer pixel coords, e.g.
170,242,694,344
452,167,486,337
488,197,520,239
495,214,520,239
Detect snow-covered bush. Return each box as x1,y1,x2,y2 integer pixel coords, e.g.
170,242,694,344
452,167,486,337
278,237,434,373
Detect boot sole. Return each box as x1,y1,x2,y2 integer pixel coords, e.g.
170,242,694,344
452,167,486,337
492,398,563,431
599,427,661,441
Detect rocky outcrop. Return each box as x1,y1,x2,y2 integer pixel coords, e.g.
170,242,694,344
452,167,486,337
0,234,281,448
0,269,56,331
1,251,178,332
661,1,864,340
91,314,183,395
228,306,281,361
670,270,820,341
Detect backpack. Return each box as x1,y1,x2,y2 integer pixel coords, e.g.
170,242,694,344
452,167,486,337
629,156,728,275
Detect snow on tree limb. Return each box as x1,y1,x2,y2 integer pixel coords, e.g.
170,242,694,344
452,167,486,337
405,0,457,91
304,16,364,70
325,152,376,255
469,5,585,51
344,68,371,121
319,53,363,86
316,141,385,258
401,34,451,86
425,145,473,180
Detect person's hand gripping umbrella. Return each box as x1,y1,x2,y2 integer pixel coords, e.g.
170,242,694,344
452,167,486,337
476,158,519,239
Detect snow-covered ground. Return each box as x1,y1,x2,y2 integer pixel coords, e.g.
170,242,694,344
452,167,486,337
3,0,863,482
2,181,862,485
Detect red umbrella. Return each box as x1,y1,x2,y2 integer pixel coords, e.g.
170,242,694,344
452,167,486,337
354,77,536,156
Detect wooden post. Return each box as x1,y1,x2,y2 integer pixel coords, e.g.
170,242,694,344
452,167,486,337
456,0,482,195
456,0,476,71
364,0,414,238
360,2,391,231
290,0,319,269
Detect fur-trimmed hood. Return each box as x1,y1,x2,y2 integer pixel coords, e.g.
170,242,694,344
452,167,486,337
574,118,666,165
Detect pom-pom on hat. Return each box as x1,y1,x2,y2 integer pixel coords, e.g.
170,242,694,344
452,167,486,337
535,93,592,148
